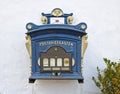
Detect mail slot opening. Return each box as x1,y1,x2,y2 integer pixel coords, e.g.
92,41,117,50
40,46,72,72
52,72,61,76
55,72,58,76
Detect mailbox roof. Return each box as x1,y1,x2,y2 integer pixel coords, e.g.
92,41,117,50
26,23,87,35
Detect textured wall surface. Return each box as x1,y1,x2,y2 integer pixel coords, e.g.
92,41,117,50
0,0,120,94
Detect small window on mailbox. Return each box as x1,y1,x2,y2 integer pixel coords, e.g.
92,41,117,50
40,46,72,72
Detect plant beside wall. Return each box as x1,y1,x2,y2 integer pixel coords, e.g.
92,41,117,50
92,58,120,94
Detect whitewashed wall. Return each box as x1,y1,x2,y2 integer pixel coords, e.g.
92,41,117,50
0,0,120,94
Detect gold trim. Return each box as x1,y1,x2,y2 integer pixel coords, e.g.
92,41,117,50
67,16,73,24
81,24,86,29
38,58,40,66
81,35,88,59
41,16,48,24
72,58,75,66
27,24,32,30
25,35,32,58
51,8,63,17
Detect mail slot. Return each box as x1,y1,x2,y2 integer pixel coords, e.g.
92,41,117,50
25,8,88,83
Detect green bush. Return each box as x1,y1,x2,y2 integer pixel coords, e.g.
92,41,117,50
92,58,120,94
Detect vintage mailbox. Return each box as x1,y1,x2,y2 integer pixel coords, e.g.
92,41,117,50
25,8,88,83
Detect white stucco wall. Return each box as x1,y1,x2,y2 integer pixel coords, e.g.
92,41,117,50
0,0,120,94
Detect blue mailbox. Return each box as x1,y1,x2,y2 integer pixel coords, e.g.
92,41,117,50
25,8,88,83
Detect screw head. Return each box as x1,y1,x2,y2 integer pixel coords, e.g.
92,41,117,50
81,24,86,30
27,24,32,30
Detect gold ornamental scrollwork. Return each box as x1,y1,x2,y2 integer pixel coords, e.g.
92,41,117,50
51,8,63,17
67,16,73,24
25,35,32,58
81,35,88,59
41,16,48,24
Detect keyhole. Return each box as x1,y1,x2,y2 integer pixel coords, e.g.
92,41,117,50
55,72,58,76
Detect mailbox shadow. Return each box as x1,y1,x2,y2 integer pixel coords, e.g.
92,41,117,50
32,80,79,94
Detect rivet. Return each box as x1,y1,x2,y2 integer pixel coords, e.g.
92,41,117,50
55,48,58,51
27,24,32,29
81,24,86,29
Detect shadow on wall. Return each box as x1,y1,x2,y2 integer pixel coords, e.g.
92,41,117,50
31,80,80,94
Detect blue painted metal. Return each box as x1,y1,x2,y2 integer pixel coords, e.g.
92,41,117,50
26,9,87,83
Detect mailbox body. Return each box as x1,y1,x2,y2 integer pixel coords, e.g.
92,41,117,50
26,23,87,83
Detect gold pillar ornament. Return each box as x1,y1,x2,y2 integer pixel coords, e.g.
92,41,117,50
81,35,88,59
25,35,32,58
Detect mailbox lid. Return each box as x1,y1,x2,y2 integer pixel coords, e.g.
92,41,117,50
26,23,87,37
